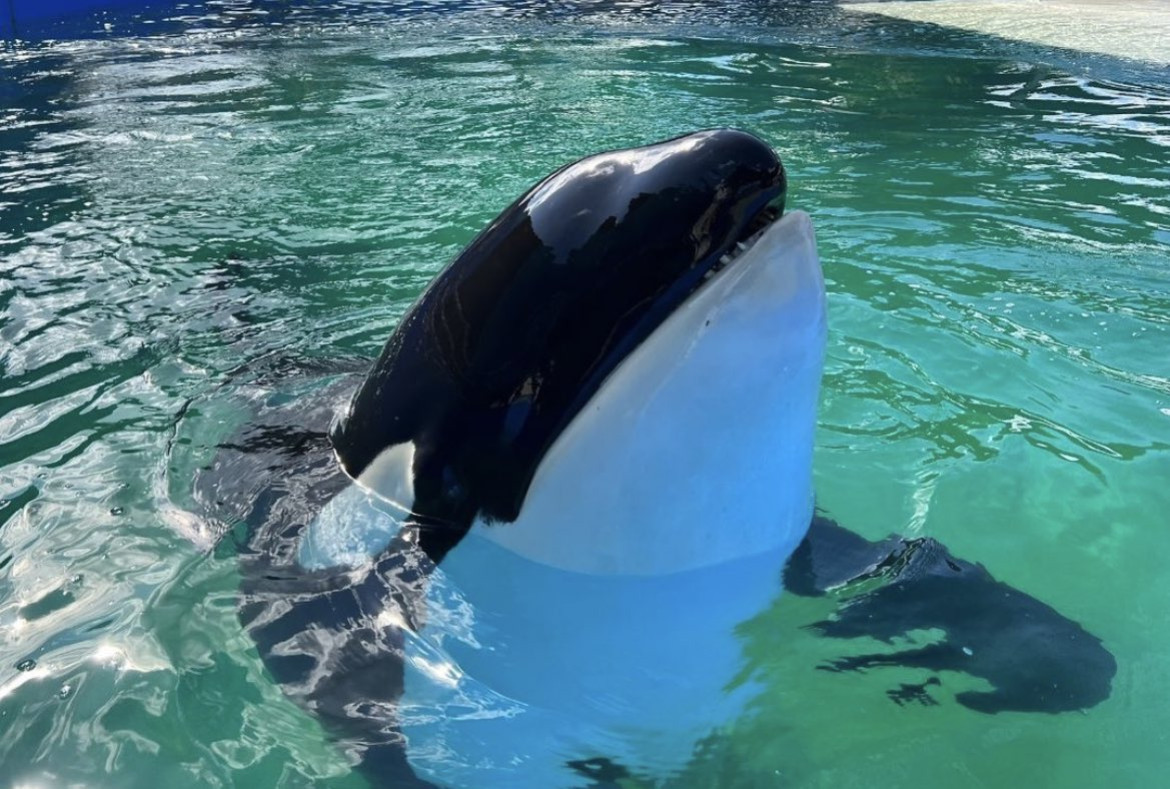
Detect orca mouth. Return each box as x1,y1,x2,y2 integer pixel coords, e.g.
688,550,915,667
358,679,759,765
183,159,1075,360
704,198,785,282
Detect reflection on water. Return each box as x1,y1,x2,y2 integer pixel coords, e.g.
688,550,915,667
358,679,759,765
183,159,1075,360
1,3,1168,787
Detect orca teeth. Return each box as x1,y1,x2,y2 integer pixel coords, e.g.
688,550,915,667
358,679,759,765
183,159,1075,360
704,254,734,281
702,207,782,283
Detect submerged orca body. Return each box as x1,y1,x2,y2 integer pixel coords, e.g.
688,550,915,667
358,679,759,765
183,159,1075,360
787,517,1115,714
200,130,1115,788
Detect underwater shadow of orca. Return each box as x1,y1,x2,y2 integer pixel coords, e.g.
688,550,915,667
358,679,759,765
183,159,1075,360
785,515,1116,714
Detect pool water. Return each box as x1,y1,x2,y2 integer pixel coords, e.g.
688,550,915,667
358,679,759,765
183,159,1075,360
2,2,1168,787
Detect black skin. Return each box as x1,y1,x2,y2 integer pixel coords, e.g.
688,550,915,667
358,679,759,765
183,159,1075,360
785,516,1116,714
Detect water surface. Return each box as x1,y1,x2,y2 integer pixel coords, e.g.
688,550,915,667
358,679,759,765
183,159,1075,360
1,2,1168,787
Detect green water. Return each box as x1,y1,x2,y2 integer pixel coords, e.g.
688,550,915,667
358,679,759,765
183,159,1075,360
2,4,1168,787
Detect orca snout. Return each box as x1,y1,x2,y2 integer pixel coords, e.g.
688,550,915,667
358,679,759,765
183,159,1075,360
705,209,827,350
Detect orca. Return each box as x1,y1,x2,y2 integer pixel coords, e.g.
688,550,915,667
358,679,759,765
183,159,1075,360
193,129,1115,789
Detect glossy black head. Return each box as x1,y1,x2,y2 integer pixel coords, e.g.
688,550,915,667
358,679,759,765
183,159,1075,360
331,129,785,559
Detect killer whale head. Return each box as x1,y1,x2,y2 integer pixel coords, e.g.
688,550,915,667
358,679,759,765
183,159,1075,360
328,128,826,568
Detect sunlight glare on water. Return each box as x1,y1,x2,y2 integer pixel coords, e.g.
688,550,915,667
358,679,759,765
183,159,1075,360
1,1,1168,787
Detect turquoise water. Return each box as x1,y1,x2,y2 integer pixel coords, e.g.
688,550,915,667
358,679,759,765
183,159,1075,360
2,3,1169,787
